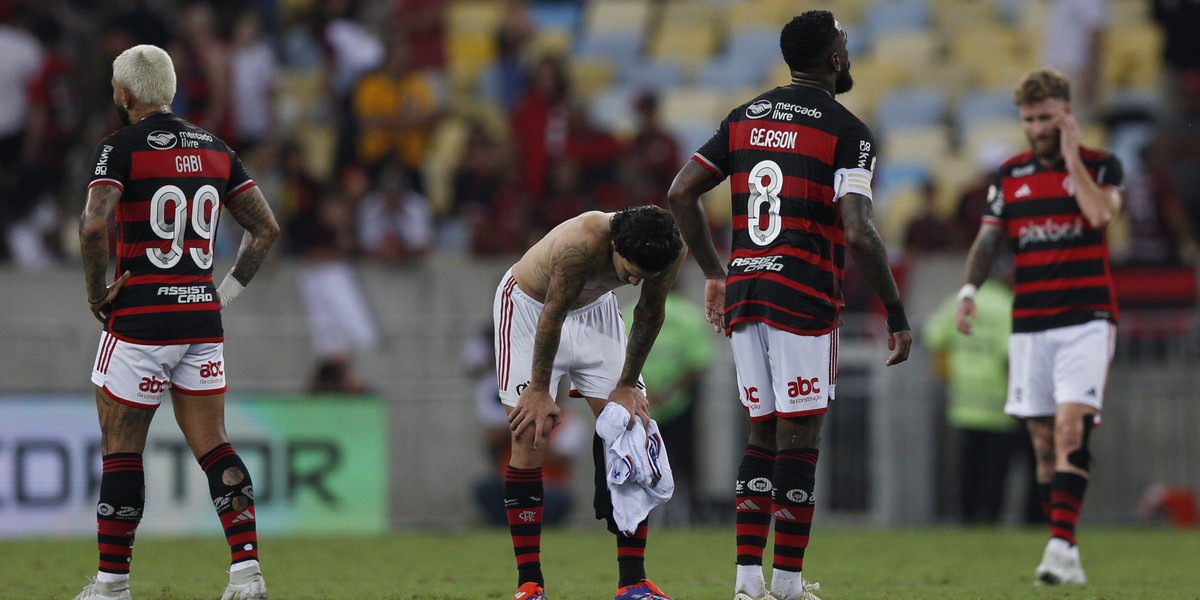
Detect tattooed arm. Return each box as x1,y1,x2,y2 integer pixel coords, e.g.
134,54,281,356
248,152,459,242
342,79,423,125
508,241,595,444
956,223,1006,335
79,184,130,323
840,193,911,365
218,185,280,306
609,250,685,429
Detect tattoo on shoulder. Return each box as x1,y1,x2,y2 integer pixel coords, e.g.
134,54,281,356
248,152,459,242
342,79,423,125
225,188,274,236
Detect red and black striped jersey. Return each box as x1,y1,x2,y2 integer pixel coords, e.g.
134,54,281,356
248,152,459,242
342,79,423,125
87,112,256,345
693,84,876,336
983,147,1124,333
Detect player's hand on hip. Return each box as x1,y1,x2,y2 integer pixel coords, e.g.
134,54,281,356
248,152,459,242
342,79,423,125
704,277,726,333
609,384,650,430
955,298,976,335
508,388,560,450
885,329,912,366
88,270,131,324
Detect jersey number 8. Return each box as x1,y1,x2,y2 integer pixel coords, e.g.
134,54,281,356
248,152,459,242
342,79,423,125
747,160,783,246
148,184,219,270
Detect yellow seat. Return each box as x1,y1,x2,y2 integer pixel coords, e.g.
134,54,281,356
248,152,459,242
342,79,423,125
659,86,728,133
869,31,944,85
447,0,503,36
447,33,496,95
648,23,721,72
585,0,653,35
881,125,953,170
570,59,617,101
1103,24,1162,89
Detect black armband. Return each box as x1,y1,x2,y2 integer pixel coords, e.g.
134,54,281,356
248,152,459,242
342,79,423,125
885,301,910,333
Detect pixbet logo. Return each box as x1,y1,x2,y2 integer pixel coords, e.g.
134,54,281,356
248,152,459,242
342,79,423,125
199,360,224,378
139,376,167,394
787,376,821,398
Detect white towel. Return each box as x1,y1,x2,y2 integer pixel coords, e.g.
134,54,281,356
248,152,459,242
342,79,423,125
595,402,675,535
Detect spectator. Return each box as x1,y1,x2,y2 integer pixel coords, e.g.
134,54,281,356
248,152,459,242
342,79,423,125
450,120,530,255
465,325,582,526
509,53,571,205
952,141,1016,251
293,167,379,394
171,2,232,140
228,9,279,151
356,158,434,263
352,38,438,192
623,282,716,526
1151,0,1200,120
1040,0,1109,123
924,258,1038,524
620,91,681,208
478,1,535,114
902,179,955,254
1116,140,1200,266
391,0,448,101
10,12,78,268
563,101,622,211
0,8,43,261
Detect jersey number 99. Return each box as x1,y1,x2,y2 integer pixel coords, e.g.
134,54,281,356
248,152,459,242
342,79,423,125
148,184,219,270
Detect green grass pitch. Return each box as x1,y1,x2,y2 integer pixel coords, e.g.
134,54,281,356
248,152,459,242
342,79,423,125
3,526,1198,599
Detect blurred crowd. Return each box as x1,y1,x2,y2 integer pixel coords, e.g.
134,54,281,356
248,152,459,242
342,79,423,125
1,0,1198,273
0,0,700,271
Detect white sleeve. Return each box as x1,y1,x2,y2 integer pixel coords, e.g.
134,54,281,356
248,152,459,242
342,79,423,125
833,167,874,202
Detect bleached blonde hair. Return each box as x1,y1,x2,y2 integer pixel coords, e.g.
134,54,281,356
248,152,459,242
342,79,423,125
112,44,176,106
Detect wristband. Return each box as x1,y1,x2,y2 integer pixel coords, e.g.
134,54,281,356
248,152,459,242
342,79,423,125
217,273,244,308
956,283,978,302
885,300,910,333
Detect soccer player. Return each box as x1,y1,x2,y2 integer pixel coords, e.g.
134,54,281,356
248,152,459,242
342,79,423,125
76,45,279,600
494,205,684,600
667,11,911,600
954,67,1123,586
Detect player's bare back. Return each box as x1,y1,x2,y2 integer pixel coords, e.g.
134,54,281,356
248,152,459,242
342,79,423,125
511,211,629,307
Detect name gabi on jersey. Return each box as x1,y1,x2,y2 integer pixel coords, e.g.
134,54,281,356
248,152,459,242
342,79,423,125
1018,217,1084,248
157,285,214,303
175,154,204,173
749,128,797,149
731,255,784,272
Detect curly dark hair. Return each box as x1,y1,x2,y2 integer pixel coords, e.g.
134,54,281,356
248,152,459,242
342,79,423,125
780,10,841,72
610,205,683,274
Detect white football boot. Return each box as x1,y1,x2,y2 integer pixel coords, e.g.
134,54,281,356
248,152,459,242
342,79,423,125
1034,538,1087,585
72,578,131,600
221,564,268,600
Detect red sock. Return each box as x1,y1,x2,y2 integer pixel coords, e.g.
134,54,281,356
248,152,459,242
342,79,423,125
505,466,544,586
616,521,648,586
199,443,259,565
772,448,818,573
1050,471,1088,545
736,445,775,566
97,453,145,576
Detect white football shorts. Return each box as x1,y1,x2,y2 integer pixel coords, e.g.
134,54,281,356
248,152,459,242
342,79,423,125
730,321,838,421
91,331,227,408
1005,319,1115,419
493,269,643,406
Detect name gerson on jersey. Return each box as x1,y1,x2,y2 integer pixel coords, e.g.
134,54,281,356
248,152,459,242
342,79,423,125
87,113,256,344
983,147,1124,333
692,85,877,336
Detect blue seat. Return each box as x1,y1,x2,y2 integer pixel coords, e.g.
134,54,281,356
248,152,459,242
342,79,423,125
531,1,583,31
956,89,1018,129
864,0,931,38
576,30,643,64
874,86,947,132
620,60,685,92
696,55,770,89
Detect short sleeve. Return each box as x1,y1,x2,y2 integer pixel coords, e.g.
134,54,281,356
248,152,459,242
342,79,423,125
226,149,257,197
692,112,732,177
1096,153,1124,191
833,120,877,173
983,170,1006,223
87,135,130,191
